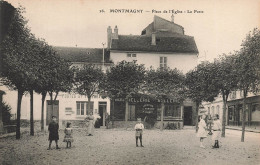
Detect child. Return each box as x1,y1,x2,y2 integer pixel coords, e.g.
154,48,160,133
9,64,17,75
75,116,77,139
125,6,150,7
48,116,60,150
63,122,74,148
134,118,144,147
197,114,207,148
212,114,221,148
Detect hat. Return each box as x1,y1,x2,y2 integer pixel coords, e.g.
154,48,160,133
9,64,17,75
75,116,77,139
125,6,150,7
137,118,142,122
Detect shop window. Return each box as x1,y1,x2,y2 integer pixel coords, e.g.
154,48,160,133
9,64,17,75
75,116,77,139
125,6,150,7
164,105,181,117
228,106,234,121
76,101,94,115
252,104,260,121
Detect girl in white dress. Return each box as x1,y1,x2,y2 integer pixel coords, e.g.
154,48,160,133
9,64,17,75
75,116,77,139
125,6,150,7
197,114,208,148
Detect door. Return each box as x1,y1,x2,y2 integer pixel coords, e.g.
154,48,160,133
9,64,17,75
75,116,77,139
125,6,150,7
46,100,59,125
98,102,107,127
184,106,192,125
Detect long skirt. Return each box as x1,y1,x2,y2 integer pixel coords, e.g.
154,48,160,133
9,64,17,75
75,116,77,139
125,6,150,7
87,121,94,135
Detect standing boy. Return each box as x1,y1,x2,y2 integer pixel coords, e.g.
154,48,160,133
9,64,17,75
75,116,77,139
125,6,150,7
212,114,221,148
48,116,60,150
134,118,144,147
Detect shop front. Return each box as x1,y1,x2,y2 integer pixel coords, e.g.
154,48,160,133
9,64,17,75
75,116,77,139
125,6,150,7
227,95,260,126
110,96,195,129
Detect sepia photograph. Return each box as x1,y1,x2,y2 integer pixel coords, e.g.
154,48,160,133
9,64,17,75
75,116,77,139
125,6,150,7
0,0,259,164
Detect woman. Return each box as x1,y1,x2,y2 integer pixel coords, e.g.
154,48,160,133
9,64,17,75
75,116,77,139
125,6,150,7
85,112,95,136
197,114,208,148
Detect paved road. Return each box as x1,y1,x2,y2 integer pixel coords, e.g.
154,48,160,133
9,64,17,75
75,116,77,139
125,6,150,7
0,128,259,165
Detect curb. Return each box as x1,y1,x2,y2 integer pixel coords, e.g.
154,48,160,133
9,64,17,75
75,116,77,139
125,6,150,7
226,127,260,133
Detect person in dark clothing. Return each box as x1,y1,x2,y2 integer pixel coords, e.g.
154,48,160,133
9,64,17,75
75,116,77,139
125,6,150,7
47,116,60,150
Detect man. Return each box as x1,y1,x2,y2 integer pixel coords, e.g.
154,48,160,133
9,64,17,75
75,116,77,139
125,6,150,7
48,116,60,150
212,114,221,148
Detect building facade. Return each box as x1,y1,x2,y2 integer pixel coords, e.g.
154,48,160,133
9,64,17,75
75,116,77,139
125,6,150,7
202,91,260,126
107,15,199,128
2,47,112,129
2,15,199,129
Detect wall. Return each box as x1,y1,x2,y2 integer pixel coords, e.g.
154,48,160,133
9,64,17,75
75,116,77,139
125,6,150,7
110,52,197,74
2,85,110,129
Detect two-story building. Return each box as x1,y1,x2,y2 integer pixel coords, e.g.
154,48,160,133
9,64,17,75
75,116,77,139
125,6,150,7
107,15,199,128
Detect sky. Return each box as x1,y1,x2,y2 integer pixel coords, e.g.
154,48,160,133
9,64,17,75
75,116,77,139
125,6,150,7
5,0,260,62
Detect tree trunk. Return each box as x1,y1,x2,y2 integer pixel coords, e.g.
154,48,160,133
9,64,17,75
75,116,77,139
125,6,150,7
241,91,247,142
30,90,34,136
221,94,227,137
195,101,199,133
41,92,47,131
49,92,54,117
87,96,91,115
16,89,23,139
111,98,114,128
125,97,129,122
160,101,165,131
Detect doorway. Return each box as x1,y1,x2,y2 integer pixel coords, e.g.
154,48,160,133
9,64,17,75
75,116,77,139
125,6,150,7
46,100,59,125
98,102,107,127
184,106,192,125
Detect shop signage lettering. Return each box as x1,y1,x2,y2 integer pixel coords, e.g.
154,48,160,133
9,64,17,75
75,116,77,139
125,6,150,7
60,94,100,99
114,98,177,103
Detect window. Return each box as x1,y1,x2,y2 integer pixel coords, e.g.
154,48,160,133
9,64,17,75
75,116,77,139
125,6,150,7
230,91,236,99
76,101,94,115
164,105,181,118
160,57,167,69
216,105,220,115
211,106,215,116
126,53,137,58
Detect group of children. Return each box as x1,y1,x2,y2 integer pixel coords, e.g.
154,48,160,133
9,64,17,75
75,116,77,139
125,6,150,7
47,116,74,150
47,116,145,150
197,114,222,149
48,115,221,150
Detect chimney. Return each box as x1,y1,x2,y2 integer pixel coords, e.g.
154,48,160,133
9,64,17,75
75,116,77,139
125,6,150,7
151,33,156,45
171,14,174,23
114,25,118,39
107,26,112,49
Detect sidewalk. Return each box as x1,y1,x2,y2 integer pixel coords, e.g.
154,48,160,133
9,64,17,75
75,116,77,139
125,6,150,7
226,125,260,133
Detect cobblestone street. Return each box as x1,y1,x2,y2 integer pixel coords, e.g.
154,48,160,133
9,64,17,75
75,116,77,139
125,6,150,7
0,128,259,165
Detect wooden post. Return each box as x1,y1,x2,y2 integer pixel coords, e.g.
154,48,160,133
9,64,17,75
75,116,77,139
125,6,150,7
160,101,164,131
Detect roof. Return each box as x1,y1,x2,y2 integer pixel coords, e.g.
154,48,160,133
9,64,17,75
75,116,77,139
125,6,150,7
110,35,198,53
53,46,111,63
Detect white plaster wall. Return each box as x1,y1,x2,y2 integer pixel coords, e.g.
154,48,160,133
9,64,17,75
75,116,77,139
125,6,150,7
1,85,110,127
110,52,198,74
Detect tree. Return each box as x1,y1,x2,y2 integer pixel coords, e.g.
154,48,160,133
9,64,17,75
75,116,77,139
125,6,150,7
185,62,218,132
34,40,57,131
74,64,105,115
145,67,185,130
0,5,36,139
210,55,238,137
45,53,74,123
105,61,146,122
235,28,260,142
